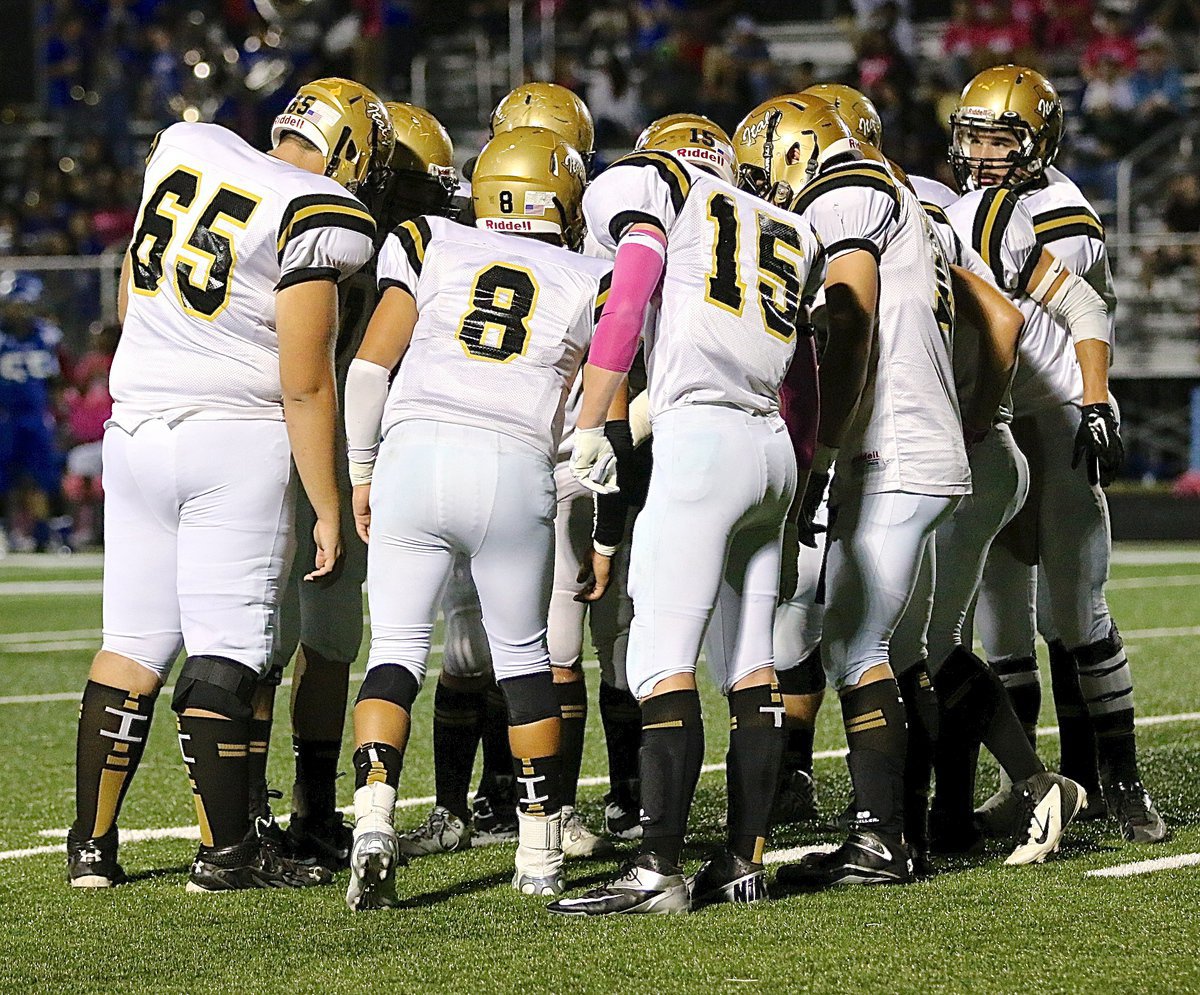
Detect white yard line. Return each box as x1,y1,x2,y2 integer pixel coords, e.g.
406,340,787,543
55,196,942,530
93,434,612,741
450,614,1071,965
1085,852,1200,878
1107,575,1200,589
1111,549,1200,565
0,580,103,596
0,629,100,644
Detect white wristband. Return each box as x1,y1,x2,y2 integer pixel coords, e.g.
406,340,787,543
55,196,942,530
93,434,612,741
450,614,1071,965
348,459,375,486
593,540,618,558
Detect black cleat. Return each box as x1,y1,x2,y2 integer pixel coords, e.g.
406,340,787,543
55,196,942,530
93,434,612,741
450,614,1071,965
546,852,690,916
67,826,126,888
287,811,353,871
770,769,819,827
1104,779,1168,844
186,832,333,893
775,831,913,889
471,792,518,847
688,848,767,908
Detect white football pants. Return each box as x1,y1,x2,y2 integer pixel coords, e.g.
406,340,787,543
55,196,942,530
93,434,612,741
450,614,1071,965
101,418,295,679
625,406,797,700
822,488,960,691
364,420,555,688
773,498,828,673
892,424,1029,673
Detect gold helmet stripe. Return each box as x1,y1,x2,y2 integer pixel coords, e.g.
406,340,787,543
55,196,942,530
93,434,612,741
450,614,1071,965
613,150,692,214
593,271,613,324
276,194,376,259
971,187,1018,287
1032,206,1105,244
792,162,898,219
395,218,430,275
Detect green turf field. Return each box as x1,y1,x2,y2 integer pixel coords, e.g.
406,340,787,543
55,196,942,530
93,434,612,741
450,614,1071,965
2,546,1198,993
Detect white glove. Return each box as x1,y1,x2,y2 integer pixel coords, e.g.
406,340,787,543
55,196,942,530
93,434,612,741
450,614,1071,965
570,427,619,495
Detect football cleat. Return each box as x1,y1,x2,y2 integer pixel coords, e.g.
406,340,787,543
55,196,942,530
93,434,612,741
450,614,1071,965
286,811,353,871
975,772,1024,839
1005,771,1086,865
546,852,691,916
67,826,126,888
604,791,643,841
512,810,565,896
471,792,518,847
770,769,819,827
1104,779,1168,844
187,833,332,893
398,805,472,858
346,828,405,911
775,831,913,889
561,807,616,859
688,848,767,909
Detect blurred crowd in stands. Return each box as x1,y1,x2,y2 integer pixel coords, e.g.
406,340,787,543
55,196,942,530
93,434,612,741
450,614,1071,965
1,0,1199,545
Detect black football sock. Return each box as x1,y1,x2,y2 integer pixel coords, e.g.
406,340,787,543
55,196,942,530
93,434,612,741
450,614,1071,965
556,677,588,809
840,679,907,839
432,680,486,821
177,713,252,849
292,735,343,821
777,648,824,776
1075,624,1139,783
247,717,273,822
73,681,156,841
993,654,1041,748
512,752,564,818
898,664,937,854
598,680,642,794
638,688,704,867
726,682,786,863
477,682,514,803
352,741,403,791
1049,638,1100,793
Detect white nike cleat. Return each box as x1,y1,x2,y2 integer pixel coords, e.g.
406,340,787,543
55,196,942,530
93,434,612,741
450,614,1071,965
346,828,404,911
1006,772,1086,866
512,810,565,896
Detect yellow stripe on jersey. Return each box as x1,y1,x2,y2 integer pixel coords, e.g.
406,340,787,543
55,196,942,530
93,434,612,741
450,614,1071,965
792,162,899,219
593,271,613,324
395,217,431,278
613,150,692,214
277,202,375,255
971,186,1019,288
1033,211,1105,242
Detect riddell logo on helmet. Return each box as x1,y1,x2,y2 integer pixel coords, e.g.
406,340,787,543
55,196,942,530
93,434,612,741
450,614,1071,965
676,147,728,167
482,218,535,232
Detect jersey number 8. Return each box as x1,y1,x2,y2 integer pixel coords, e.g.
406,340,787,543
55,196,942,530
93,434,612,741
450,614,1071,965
130,167,262,321
704,192,806,341
456,264,539,362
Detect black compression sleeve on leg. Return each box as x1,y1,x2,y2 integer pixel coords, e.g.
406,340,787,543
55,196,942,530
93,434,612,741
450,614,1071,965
247,716,273,822
177,713,252,849
897,664,937,854
840,679,907,839
726,682,786,863
432,680,486,821
73,681,156,842
599,680,642,793
638,689,704,867
1075,624,1138,783
993,655,1041,747
1049,639,1100,793
556,677,588,809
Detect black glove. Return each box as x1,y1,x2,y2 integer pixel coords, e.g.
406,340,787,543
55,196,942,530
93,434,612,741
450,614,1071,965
1071,402,1123,488
796,470,830,548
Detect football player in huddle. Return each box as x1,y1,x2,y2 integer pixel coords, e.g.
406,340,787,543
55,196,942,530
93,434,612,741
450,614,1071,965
67,78,390,891
800,84,1088,868
551,117,825,915
252,102,459,873
946,66,1165,844
405,82,647,861
342,126,612,909
736,96,978,887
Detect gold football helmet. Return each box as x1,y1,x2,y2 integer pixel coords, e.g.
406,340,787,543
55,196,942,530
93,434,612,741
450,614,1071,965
801,83,883,149
734,96,858,206
636,113,736,184
949,65,1063,191
361,102,459,229
472,126,587,250
491,83,595,163
272,77,393,193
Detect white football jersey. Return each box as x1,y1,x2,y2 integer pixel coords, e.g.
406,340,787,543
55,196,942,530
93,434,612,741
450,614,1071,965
918,188,1012,425
110,122,375,427
584,151,824,422
947,179,1103,415
795,159,970,497
909,174,959,211
375,215,611,459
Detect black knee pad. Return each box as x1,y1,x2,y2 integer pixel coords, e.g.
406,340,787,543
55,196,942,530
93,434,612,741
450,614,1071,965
171,655,259,721
499,671,558,727
356,665,420,713
1073,622,1123,668
776,646,825,696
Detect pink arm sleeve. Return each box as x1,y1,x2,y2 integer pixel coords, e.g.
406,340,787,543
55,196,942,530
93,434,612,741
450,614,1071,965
587,227,667,374
779,334,820,472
